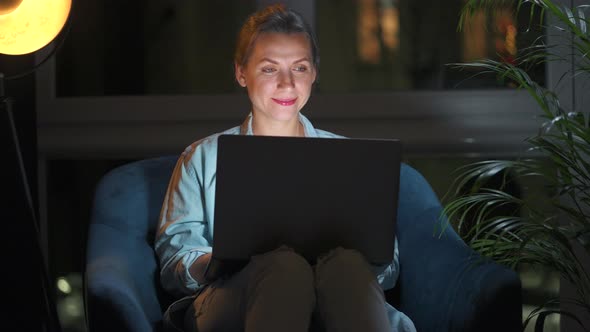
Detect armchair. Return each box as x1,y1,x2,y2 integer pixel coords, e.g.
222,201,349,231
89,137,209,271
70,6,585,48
85,155,522,332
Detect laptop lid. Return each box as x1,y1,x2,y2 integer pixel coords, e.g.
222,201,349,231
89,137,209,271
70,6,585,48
205,134,401,280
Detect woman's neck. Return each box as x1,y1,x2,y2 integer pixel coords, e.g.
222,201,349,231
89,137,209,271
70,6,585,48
251,115,303,137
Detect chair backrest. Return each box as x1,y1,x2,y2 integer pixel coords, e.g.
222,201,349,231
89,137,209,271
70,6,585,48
86,156,522,332
85,155,178,331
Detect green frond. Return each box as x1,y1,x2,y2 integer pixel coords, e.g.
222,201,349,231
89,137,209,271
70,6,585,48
449,0,590,323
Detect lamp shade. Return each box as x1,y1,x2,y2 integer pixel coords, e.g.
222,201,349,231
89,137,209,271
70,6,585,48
0,0,72,55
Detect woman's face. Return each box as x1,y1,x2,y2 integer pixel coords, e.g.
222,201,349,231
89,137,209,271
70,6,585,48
235,32,316,126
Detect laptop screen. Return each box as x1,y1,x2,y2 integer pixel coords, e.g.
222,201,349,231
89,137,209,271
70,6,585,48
211,134,401,267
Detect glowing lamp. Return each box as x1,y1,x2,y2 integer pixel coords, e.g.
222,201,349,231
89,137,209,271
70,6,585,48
0,0,72,55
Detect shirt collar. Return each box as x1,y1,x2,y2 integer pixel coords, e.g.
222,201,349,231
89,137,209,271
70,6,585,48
240,112,319,138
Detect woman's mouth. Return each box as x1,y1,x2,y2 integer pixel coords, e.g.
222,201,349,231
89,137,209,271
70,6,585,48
272,98,297,106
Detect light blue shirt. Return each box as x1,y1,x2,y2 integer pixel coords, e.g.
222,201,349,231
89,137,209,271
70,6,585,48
155,113,415,331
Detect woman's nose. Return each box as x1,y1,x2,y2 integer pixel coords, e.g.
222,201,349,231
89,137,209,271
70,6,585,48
278,70,295,88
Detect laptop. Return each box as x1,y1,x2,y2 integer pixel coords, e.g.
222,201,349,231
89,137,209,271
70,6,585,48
204,134,402,282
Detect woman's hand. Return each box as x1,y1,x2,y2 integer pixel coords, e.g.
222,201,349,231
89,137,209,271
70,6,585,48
189,253,212,284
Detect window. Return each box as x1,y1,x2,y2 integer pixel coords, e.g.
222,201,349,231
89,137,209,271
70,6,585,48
54,0,544,96
316,0,545,92
56,0,256,96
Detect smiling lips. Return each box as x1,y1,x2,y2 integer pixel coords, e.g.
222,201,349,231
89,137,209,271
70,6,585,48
272,97,297,106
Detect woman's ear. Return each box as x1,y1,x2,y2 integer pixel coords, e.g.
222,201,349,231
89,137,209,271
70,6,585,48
234,62,247,87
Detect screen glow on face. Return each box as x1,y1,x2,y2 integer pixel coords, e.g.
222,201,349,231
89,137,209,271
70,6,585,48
235,32,316,126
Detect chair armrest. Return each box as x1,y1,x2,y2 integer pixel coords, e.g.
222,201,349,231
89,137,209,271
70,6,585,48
85,224,161,332
397,206,522,332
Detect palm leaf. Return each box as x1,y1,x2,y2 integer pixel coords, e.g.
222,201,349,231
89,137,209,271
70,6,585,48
449,0,590,328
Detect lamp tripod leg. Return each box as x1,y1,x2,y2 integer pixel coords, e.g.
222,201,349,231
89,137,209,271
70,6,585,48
1,73,62,332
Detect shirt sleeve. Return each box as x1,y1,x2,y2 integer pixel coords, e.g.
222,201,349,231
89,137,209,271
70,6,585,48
154,146,212,296
373,237,401,291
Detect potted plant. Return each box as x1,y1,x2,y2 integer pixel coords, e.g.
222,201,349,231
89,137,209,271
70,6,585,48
443,0,589,330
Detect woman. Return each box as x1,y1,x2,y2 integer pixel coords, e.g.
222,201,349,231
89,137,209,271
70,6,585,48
155,4,416,332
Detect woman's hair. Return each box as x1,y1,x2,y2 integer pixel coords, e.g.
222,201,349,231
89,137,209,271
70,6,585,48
234,4,319,71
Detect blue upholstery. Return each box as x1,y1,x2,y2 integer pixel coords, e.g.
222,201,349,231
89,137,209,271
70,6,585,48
85,156,522,332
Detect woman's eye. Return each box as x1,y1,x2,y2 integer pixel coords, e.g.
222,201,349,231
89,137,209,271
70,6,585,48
294,66,307,72
261,67,276,74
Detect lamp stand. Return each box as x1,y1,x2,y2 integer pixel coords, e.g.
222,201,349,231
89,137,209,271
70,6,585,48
1,73,62,331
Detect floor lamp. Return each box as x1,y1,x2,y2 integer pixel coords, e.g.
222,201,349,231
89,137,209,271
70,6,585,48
0,1,72,331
